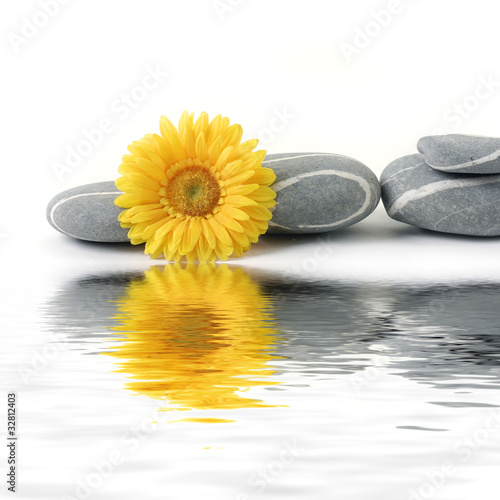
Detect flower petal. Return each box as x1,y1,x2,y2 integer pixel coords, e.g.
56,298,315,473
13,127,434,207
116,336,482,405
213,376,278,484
160,115,186,161
193,112,209,137
247,167,276,185
135,158,166,182
239,219,260,243
115,191,159,207
221,124,243,150
226,183,259,196
117,203,163,219
142,218,175,240
223,170,254,188
214,212,244,233
221,204,250,221
130,208,166,223
195,132,208,162
172,217,189,247
207,136,223,164
116,172,161,191
206,114,222,146
201,220,217,249
153,217,179,243
214,146,234,171
220,159,243,179
227,228,250,247
214,239,232,261
227,139,259,162
241,204,272,220
225,195,259,208
181,219,202,254
198,233,213,262
208,216,233,247
247,186,277,202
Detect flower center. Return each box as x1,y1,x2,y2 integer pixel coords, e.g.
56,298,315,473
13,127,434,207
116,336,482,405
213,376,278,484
165,166,221,217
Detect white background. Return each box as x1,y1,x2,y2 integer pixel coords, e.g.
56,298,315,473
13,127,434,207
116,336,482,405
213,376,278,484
2,0,500,277
3,3,500,500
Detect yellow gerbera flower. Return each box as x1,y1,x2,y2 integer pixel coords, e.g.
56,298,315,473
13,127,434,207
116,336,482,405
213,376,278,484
115,111,276,262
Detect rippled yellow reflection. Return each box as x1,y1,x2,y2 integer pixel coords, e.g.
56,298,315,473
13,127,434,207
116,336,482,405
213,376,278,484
107,264,283,422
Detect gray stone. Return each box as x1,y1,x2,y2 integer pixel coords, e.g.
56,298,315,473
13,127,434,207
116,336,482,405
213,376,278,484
380,154,500,236
46,181,129,242
265,153,380,234
46,153,381,241
417,134,500,174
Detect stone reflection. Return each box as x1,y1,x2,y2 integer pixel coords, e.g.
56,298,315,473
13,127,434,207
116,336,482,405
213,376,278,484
259,278,500,388
257,276,396,376
367,283,500,388
45,269,500,402
105,264,283,421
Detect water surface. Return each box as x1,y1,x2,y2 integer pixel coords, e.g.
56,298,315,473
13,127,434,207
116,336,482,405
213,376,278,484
9,265,500,499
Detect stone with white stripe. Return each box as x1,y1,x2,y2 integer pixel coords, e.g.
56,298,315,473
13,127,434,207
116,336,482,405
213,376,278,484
265,153,380,234
417,134,500,174
381,154,500,236
46,181,128,242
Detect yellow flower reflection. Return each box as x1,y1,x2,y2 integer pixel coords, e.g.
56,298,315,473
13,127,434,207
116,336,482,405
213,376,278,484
107,264,283,423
